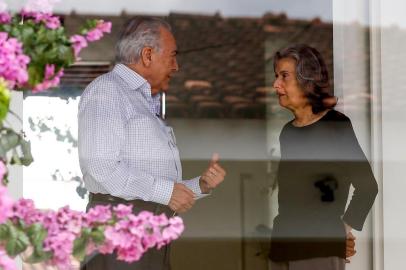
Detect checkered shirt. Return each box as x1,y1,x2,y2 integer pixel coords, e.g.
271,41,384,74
78,64,203,205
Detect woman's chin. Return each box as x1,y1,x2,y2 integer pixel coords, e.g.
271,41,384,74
278,100,288,108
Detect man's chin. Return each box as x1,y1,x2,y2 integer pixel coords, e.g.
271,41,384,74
160,86,169,93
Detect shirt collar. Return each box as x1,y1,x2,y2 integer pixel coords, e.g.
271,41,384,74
112,63,161,116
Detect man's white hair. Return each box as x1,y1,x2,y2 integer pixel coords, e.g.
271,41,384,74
116,17,172,64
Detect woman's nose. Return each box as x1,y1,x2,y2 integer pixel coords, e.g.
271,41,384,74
273,77,281,89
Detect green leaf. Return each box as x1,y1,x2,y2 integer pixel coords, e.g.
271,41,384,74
0,146,5,159
2,176,9,185
0,127,34,166
0,129,19,151
5,224,30,257
90,227,105,245
0,223,10,240
26,223,47,245
45,30,58,43
1,24,11,33
34,44,48,56
28,65,42,86
10,149,22,165
24,224,52,264
72,235,89,261
17,219,26,228
0,81,10,121
9,27,21,39
21,26,35,43
20,139,34,166
58,45,74,65
24,249,53,264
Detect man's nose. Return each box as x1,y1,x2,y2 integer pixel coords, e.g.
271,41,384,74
173,58,179,72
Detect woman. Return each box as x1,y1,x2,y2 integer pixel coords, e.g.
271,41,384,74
269,44,378,270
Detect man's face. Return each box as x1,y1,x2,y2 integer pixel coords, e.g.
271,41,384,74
149,28,179,95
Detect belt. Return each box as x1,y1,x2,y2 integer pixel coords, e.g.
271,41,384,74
89,192,176,217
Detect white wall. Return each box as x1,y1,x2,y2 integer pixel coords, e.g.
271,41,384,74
379,0,406,269
168,119,268,161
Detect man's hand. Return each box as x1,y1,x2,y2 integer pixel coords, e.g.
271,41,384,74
344,223,356,263
168,183,195,213
199,153,226,194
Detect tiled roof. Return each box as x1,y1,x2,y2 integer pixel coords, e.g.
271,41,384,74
54,12,335,119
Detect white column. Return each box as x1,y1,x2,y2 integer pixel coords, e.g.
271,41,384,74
6,91,23,200
369,1,384,269
333,1,374,270
5,90,23,270
378,1,406,269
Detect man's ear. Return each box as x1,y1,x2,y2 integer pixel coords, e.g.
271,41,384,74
140,47,153,67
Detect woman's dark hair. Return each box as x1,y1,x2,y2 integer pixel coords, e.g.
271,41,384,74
273,44,337,113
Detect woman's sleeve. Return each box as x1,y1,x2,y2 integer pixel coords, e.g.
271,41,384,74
341,119,378,231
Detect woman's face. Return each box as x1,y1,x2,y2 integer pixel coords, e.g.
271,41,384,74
273,57,309,111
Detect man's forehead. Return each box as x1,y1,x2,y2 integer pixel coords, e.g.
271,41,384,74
159,27,177,50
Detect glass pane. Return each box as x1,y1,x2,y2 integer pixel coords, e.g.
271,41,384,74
1,0,387,269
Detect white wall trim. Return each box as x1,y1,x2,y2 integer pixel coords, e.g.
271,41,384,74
369,1,384,269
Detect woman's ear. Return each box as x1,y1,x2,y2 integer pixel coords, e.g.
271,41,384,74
140,47,153,67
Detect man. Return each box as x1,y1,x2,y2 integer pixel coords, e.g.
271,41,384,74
78,17,226,270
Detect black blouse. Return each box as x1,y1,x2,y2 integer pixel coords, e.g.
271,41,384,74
269,110,378,262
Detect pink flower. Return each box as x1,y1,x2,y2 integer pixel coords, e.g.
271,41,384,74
159,216,184,248
56,206,84,235
45,15,61,29
42,211,59,233
137,210,154,221
32,65,64,92
116,244,143,263
0,185,13,224
0,248,16,270
0,186,184,266
113,204,133,219
0,12,11,24
0,32,30,88
69,34,88,59
12,198,36,220
44,231,75,269
20,10,61,30
150,213,169,227
98,238,115,254
86,28,103,42
85,20,111,42
142,230,160,249
85,240,97,255
104,225,130,248
85,205,112,225
97,21,112,33
168,216,184,235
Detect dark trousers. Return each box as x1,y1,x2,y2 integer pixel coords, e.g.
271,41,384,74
81,193,174,270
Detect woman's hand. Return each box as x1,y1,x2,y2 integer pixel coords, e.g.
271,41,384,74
344,222,356,263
